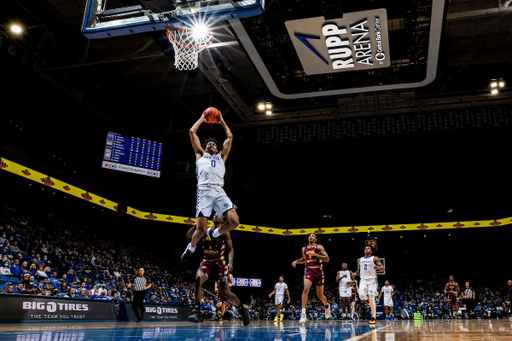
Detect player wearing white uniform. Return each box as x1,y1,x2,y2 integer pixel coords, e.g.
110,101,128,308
352,245,384,324
336,263,352,320
269,275,290,321
378,280,394,320
181,112,240,267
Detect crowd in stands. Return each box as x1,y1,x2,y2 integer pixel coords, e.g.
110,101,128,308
1,200,511,322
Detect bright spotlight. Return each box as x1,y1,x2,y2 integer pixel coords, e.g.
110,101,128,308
11,25,22,34
266,110,272,115
491,89,498,95
258,103,265,110
499,81,505,87
265,103,272,109
490,82,497,88
192,24,208,39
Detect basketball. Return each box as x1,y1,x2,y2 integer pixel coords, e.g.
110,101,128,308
203,107,220,123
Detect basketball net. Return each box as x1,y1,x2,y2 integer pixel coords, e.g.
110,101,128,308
166,27,214,71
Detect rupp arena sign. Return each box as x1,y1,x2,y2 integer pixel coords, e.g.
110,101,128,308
285,9,390,75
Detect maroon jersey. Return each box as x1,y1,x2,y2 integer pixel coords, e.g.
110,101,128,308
303,245,322,270
202,230,226,262
447,282,458,296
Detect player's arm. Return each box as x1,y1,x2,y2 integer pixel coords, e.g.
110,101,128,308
352,258,361,278
312,245,330,262
186,225,197,239
190,116,207,161
269,286,276,298
336,271,342,283
286,288,291,304
215,282,219,292
444,283,449,294
225,232,234,273
378,290,383,300
218,113,233,163
292,248,306,267
455,283,460,296
373,256,385,271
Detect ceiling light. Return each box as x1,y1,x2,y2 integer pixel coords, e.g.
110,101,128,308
491,89,498,95
258,104,265,110
192,24,209,39
11,25,22,34
265,110,272,115
265,103,272,109
490,82,497,88
499,81,505,87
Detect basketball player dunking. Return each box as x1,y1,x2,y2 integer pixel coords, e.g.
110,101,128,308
336,263,352,320
292,233,331,323
444,275,460,319
269,275,291,321
185,214,250,325
181,112,239,266
352,245,384,324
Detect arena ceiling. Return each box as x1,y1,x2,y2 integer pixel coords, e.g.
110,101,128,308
3,0,512,133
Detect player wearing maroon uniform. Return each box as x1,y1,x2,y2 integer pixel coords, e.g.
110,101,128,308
292,233,331,323
444,275,460,319
350,281,359,320
186,214,250,325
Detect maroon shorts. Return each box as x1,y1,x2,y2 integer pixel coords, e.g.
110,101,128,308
199,260,227,282
448,294,457,307
304,267,324,286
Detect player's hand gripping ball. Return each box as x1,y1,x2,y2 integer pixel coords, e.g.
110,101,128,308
203,107,221,123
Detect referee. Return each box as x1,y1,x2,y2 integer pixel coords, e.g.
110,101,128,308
128,267,151,322
462,281,475,318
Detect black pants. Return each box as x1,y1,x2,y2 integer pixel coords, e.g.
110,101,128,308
464,299,475,317
132,291,145,321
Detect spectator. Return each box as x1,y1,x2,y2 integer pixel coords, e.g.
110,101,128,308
10,259,21,276
50,272,60,287
2,283,15,294
14,282,25,294
38,278,50,291
36,265,47,278
44,267,52,278
29,264,37,277
1,261,12,275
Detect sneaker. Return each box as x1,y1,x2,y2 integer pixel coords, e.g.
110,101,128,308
274,316,278,321
386,316,389,321
369,317,376,324
240,306,251,326
188,309,203,323
181,243,194,267
299,313,307,323
325,304,331,319
280,313,284,321
390,314,394,320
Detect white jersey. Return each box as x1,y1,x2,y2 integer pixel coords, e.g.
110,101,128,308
275,282,288,295
196,153,225,187
381,285,393,298
338,270,351,290
359,256,376,280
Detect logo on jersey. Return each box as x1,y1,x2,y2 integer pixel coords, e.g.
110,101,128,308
21,169,31,176
145,213,157,220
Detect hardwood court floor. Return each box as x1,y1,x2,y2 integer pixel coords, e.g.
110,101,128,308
0,319,511,340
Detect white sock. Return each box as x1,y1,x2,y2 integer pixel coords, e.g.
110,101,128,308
369,296,376,318
187,243,196,253
212,228,221,238
302,308,306,314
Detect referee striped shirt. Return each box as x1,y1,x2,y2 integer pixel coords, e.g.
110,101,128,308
133,275,148,291
464,287,474,299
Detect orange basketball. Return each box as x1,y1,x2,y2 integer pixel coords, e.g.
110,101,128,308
203,107,220,123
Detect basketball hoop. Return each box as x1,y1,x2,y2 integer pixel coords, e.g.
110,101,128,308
166,27,214,71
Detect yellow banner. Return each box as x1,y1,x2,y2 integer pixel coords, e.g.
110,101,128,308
0,157,118,212
126,207,511,236
2,156,511,235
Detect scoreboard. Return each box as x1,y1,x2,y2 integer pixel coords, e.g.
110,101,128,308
102,132,162,178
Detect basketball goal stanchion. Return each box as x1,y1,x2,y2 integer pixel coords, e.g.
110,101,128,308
166,27,214,71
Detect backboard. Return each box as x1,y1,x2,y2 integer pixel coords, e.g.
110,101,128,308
82,0,265,39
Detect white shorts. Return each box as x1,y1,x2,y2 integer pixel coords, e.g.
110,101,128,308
358,278,377,300
196,185,235,218
339,288,351,298
384,297,393,306
275,294,284,306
